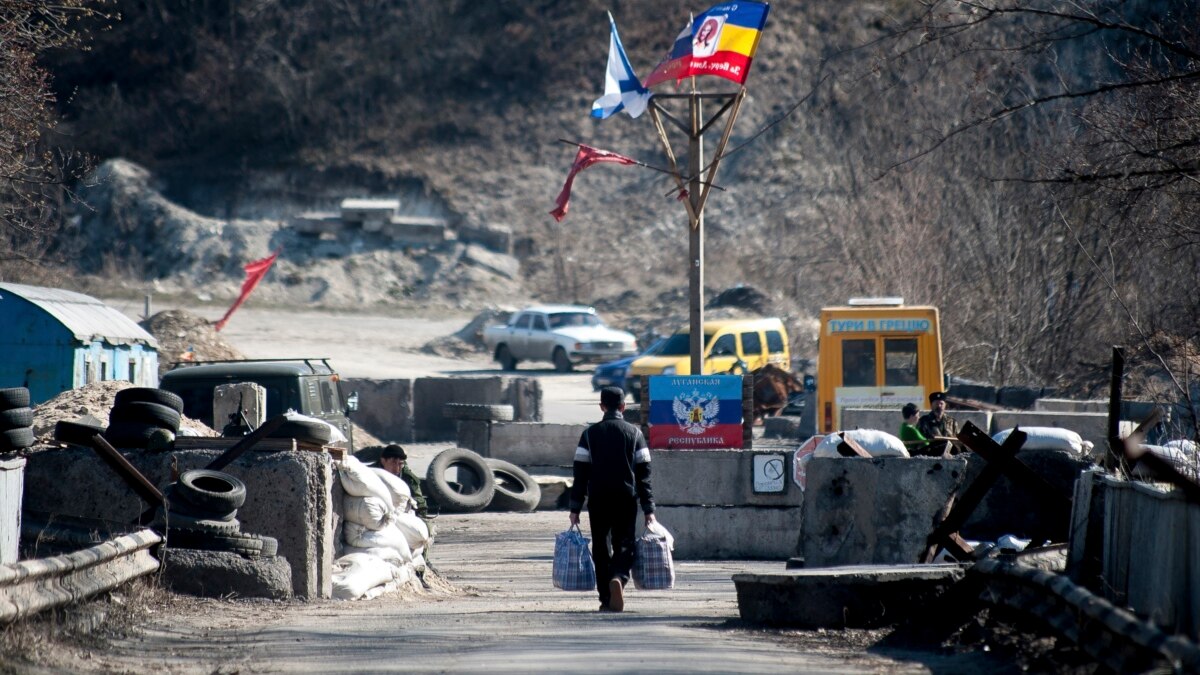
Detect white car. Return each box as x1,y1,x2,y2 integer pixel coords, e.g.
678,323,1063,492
482,305,638,372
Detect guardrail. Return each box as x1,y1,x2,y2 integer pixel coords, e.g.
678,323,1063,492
0,529,161,623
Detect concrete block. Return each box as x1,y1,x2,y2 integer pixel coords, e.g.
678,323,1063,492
214,382,266,432
456,420,490,455
413,377,508,441
503,378,543,423
21,446,334,599
997,386,1046,409
654,505,802,559
990,410,1114,450
161,549,292,599
733,564,967,628
532,475,571,510
458,222,513,255
488,422,586,467
960,447,1092,542
342,378,414,443
650,449,803,507
949,383,996,404
802,457,967,567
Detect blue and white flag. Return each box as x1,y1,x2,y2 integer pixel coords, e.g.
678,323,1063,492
591,13,650,120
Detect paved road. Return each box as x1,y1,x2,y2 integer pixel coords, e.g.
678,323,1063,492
90,511,978,674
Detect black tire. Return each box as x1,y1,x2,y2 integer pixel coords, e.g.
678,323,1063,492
158,509,241,535
103,421,161,448
109,401,181,431
425,448,495,513
0,427,35,451
553,347,573,373
54,420,106,447
167,529,264,557
497,345,518,371
114,387,184,414
163,485,237,521
176,469,247,512
267,419,333,445
0,407,33,430
0,388,30,411
442,403,515,422
484,459,541,512
258,535,279,557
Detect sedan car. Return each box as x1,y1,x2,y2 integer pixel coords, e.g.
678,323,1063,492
591,338,667,393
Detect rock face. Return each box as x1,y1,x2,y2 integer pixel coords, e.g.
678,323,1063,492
161,548,293,599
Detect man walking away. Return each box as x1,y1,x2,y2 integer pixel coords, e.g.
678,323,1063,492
569,386,656,612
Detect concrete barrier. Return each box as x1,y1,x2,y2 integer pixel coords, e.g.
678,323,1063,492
651,449,802,508
21,446,334,599
991,410,1114,450
959,447,1092,542
343,378,414,442
802,457,967,567
487,422,585,466
840,408,992,440
412,377,542,441
654,505,801,559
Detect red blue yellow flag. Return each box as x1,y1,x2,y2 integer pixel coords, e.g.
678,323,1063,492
644,2,770,88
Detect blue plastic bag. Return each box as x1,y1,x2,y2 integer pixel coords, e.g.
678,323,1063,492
553,525,596,591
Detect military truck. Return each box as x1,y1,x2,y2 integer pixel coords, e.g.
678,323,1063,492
159,358,359,448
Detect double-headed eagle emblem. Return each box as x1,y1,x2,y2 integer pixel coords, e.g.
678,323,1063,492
672,389,720,435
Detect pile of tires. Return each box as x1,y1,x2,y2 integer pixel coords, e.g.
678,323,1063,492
442,403,515,423
157,469,278,558
104,387,184,449
425,448,541,513
0,387,35,452
265,417,333,446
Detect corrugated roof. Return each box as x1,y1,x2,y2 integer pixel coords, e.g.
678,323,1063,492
0,283,159,349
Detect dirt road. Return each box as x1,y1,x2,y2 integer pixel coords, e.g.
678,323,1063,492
34,511,1009,674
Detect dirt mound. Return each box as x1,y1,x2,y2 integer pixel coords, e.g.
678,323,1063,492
421,307,514,358
141,309,245,375
31,381,217,443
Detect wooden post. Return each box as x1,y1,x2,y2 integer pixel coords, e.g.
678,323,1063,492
687,92,705,376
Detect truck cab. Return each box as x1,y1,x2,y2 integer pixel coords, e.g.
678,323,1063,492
815,299,943,433
159,358,357,447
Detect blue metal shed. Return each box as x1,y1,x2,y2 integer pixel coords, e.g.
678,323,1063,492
0,283,159,404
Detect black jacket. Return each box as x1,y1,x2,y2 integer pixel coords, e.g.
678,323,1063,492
569,411,655,514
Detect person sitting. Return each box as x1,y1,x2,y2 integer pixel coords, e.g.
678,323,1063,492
898,402,929,454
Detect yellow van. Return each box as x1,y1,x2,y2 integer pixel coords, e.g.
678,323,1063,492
625,317,790,401
815,298,943,433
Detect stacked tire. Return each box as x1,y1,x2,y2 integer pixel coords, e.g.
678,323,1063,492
424,448,541,513
158,469,278,558
0,387,35,452
104,387,184,449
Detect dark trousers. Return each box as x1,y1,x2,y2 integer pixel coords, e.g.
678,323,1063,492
588,495,637,605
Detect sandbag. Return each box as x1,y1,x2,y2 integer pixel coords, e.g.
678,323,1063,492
1132,444,1198,479
372,467,412,511
340,545,407,565
391,510,431,551
338,455,393,504
813,429,909,458
285,410,348,444
332,552,397,600
1164,439,1199,455
343,495,392,530
344,521,413,562
993,427,1092,456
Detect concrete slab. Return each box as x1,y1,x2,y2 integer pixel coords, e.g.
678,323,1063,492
488,422,585,467
841,408,992,438
343,378,414,442
530,474,570,510
991,410,1114,450
161,548,293,599
802,457,967,566
22,446,333,598
733,564,967,628
654,505,802,559
651,449,803,507
960,447,1093,542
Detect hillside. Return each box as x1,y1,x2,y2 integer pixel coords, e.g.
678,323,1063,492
20,0,1200,399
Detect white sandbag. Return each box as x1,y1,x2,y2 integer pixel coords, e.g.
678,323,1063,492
372,467,412,511
391,510,430,551
338,454,393,504
992,427,1092,455
812,429,910,458
284,409,348,443
332,552,397,600
343,495,392,530
1132,444,1198,479
1164,439,1199,455
344,521,413,562
340,545,407,565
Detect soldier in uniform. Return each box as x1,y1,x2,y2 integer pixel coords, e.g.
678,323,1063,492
379,444,430,520
917,391,959,456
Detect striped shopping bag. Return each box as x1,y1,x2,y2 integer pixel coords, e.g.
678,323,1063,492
553,525,596,591
632,532,675,590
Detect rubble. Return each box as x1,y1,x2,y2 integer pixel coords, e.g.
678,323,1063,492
139,309,245,376
30,381,217,443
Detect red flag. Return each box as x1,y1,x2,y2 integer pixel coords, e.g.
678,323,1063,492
550,145,637,222
214,250,279,332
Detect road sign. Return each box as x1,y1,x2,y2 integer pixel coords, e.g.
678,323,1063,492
752,453,786,493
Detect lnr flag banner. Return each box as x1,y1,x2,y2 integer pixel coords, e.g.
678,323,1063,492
644,1,770,88
214,250,279,331
648,375,744,449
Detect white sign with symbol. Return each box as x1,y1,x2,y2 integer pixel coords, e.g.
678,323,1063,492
752,454,787,493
